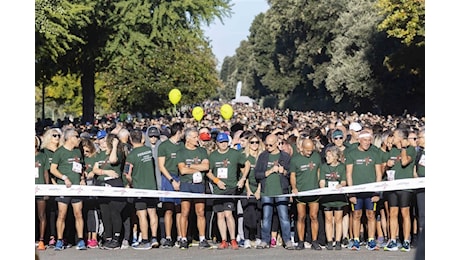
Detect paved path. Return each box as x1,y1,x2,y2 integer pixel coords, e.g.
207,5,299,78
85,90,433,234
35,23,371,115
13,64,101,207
36,241,419,260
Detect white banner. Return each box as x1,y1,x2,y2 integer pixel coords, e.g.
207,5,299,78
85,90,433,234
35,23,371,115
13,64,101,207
35,178,424,198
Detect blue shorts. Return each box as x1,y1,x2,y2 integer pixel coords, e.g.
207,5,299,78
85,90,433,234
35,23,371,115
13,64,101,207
180,182,205,194
159,174,181,205
351,197,376,211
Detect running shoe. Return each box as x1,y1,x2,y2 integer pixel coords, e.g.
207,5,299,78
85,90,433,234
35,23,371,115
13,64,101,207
179,240,189,250
120,239,130,249
400,240,411,252
311,240,322,250
243,239,251,249
199,239,212,249
218,240,228,249
161,238,174,249
48,237,56,249
270,237,277,248
37,241,46,251
76,240,87,250
238,239,245,248
295,241,305,250
103,239,120,250
55,239,65,251
347,239,354,249
335,241,342,250
256,241,269,249
230,239,239,250
351,239,360,251
132,241,152,250
284,240,295,250
151,238,159,248
326,241,333,250
87,239,99,249
367,239,378,251
384,240,399,251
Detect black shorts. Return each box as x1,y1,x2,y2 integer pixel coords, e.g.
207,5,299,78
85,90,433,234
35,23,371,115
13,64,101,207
55,196,84,205
134,197,159,210
296,195,320,204
386,190,413,208
212,198,235,212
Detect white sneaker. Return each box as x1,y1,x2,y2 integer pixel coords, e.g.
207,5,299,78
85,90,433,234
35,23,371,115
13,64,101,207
121,239,130,249
244,239,251,249
255,238,262,246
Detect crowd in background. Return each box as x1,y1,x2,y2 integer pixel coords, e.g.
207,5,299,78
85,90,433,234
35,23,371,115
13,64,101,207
35,101,425,254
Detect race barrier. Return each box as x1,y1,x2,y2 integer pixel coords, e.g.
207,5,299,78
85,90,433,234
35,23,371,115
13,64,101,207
35,177,424,198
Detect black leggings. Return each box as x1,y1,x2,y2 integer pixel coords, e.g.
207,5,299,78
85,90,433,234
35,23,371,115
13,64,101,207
99,199,127,240
242,197,261,240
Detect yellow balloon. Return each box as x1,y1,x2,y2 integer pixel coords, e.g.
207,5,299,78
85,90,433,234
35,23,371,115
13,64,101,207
220,104,233,120
168,88,182,105
192,106,204,121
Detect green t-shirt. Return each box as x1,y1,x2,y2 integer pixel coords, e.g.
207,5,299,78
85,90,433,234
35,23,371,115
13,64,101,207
345,147,382,185
176,146,209,184
35,151,48,185
261,153,283,196
125,145,157,190
289,151,322,191
51,146,83,185
319,162,348,208
209,148,248,194
388,146,417,180
95,150,125,185
157,139,184,176
245,154,258,193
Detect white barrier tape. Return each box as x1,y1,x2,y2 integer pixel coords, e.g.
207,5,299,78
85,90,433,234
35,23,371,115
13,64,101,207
35,185,248,198
35,178,424,198
280,177,425,197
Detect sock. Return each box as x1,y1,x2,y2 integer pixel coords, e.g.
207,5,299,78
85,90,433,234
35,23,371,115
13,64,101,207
354,237,360,242
199,236,205,242
368,237,374,241
166,236,172,240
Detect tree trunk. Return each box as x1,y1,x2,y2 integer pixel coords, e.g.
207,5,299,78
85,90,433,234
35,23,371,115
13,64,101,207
81,61,95,125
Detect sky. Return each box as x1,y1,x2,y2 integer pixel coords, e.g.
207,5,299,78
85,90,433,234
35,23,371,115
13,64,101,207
203,0,270,69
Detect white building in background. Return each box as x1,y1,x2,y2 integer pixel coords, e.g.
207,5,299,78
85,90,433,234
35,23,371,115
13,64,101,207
231,81,255,106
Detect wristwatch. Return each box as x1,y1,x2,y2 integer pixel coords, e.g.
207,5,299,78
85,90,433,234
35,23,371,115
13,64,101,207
169,178,174,183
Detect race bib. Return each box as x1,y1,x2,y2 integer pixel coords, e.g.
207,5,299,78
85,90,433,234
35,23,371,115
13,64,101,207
193,172,203,184
328,181,339,188
418,154,425,167
72,162,83,174
217,168,228,179
386,170,395,181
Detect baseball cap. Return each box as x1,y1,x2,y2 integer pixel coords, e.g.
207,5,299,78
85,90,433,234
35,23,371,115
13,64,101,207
96,130,107,140
147,126,161,137
332,129,344,139
349,122,362,132
216,132,229,143
199,132,211,141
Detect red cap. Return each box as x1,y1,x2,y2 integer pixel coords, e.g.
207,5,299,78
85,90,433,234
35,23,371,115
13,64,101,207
199,132,211,141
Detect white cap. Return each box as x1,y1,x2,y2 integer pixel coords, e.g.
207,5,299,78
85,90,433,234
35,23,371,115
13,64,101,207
349,122,362,132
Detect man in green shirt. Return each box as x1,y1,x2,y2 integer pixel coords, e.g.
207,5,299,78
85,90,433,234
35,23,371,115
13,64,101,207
207,132,250,250
345,130,382,251
124,129,160,250
50,128,86,251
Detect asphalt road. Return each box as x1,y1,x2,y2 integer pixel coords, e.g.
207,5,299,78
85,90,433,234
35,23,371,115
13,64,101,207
36,241,419,260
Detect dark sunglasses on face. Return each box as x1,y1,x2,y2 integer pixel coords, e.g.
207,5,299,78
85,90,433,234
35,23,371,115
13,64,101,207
250,141,260,144
266,143,276,147
334,137,343,140
52,134,61,138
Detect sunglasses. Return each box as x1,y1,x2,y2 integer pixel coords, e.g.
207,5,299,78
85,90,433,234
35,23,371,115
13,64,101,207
83,149,90,153
334,137,343,140
250,141,260,144
52,134,61,138
278,141,285,146
266,143,276,147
